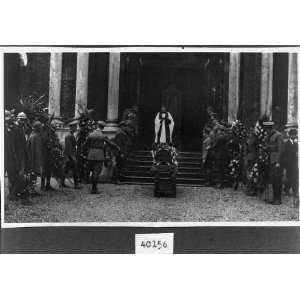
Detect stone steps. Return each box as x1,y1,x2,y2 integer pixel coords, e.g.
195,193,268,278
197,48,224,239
121,150,206,186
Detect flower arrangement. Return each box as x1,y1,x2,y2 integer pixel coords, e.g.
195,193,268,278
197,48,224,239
229,158,240,179
249,121,270,184
151,143,178,166
232,120,247,140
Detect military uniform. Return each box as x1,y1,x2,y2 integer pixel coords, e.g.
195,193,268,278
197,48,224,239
283,136,298,196
267,128,284,204
86,126,107,193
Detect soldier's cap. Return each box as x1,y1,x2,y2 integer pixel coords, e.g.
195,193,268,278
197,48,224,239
97,120,106,128
68,119,79,126
262,121,274,127
17,112,27,119
32,120,42,129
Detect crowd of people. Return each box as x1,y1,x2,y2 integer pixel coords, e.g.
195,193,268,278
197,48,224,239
4,101,139,206
201,107,299,206
4,98,299,208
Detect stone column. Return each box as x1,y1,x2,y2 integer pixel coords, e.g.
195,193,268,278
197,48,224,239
287,53,298,126
103,52,121,136
75,53,89,117
227,53,240,124
48,53,62,117
260,53,273,119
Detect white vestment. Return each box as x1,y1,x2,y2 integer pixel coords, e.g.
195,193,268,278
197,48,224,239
154,112,174,144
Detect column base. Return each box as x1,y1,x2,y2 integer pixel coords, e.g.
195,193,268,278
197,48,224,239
285,122,298,129
103,121,119,138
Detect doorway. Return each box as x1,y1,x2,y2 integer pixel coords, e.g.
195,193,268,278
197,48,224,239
137,53,210,151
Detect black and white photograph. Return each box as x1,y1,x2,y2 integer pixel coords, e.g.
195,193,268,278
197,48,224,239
1,1,300,299
2,47,299,225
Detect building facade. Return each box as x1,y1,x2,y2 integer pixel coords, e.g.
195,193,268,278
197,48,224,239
4,51,298,150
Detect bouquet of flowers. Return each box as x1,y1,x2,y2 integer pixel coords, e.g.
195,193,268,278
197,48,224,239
229,158,241,179
249,121,270,185
254,121,267,142
232,120,246,140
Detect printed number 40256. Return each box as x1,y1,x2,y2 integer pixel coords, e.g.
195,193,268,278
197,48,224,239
140,240,168,250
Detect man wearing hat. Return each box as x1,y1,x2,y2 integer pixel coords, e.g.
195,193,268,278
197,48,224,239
85,121,107,194
282,127,298,202
263,121,284,205
62,119,80,189
27,120,44,195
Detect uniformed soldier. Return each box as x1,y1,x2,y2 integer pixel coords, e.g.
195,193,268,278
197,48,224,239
282,128,298,201
85,121,107,194
263,121,284,205
62,120,80,189
40,124,55,191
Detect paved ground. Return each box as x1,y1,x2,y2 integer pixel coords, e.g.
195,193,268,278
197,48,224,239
4,178,299,223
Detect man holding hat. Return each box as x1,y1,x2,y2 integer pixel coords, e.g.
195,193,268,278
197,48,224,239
62,119,80,189
85,121,107,194
263,121,284,205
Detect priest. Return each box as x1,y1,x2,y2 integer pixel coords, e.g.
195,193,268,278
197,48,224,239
154,105,174,145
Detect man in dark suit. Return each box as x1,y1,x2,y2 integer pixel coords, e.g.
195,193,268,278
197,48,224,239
263,121,284,205
62,120,80,189
283,128,298,199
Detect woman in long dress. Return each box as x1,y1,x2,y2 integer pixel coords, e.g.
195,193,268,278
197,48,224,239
154,105,174,145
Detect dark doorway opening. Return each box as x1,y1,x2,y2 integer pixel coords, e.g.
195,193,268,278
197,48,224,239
119,52,228,151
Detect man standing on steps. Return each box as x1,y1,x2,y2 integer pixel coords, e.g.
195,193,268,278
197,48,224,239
154,105,174,145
